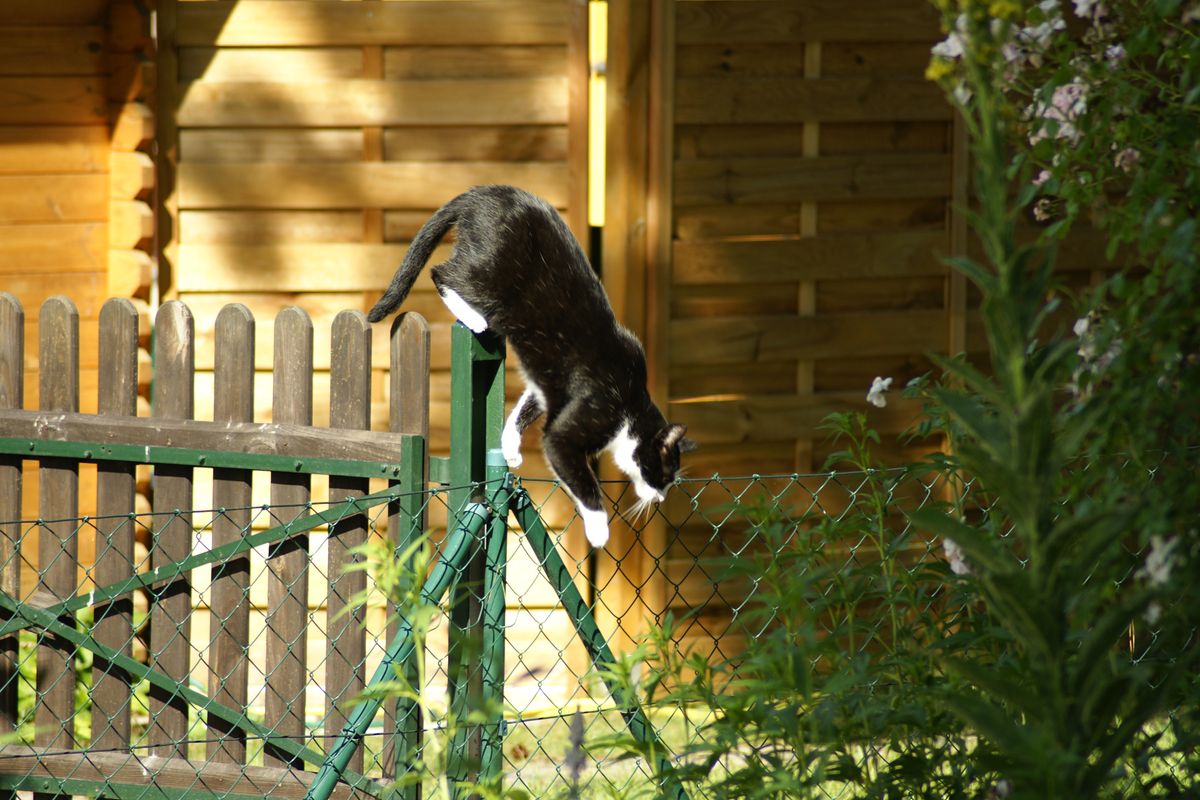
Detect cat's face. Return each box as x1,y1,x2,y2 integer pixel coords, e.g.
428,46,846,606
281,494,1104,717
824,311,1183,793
632,423,697,501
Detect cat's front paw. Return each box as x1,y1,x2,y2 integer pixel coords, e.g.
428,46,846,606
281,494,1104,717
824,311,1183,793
580,507,610,548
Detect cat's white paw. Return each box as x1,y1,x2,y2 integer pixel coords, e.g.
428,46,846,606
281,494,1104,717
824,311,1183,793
580,507,610,548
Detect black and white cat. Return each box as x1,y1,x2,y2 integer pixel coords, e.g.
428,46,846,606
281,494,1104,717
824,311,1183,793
367,185,695,547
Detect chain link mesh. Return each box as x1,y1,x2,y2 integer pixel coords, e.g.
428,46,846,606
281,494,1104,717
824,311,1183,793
0,466,1190,798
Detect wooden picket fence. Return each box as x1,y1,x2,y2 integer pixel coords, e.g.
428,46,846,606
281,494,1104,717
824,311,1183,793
0,292,432,799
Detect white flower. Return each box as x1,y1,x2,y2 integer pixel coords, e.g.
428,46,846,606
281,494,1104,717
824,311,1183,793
931,14,969,59
1142,535,1178,587
1105,43,1126,62
1145,601,1163,626
932,33,964,59
943,538,972,576
1073,0,1098,16
866,376,892,408
1114,146,1139,173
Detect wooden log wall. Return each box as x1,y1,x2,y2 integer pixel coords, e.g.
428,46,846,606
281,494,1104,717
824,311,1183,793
0,1,155,530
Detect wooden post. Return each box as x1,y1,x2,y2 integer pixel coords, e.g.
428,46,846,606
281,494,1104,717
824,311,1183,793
148,300,194,760
326,311,372,775
386,311,430,794
0,294,22,745
36,298,80,772
208,303,255,764
265,307,314,768
92,298,140,752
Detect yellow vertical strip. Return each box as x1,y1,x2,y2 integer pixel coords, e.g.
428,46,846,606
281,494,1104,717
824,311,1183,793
588,1,607,228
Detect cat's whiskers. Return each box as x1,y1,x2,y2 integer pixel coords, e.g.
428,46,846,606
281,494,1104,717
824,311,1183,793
623,494,656,525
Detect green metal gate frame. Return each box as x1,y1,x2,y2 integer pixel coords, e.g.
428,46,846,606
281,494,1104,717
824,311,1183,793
0,324,685,800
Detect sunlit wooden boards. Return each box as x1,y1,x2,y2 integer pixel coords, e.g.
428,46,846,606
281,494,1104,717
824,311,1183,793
164,1,588,463
0,1,115,424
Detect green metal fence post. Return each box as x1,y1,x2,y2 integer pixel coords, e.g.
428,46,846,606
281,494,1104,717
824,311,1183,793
510,489,690,800
305,503,491,800
444,323,506,796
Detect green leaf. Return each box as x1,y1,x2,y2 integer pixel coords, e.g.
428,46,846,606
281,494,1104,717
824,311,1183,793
944,657,1042,718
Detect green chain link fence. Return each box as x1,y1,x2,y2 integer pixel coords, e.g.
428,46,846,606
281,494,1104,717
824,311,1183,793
0,304,1192,800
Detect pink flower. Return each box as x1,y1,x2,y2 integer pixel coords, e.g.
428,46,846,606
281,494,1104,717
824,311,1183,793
1033,169,1052,187
1114,147,1139,173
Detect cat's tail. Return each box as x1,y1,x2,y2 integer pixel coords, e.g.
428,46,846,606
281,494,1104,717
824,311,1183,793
367,200,460,322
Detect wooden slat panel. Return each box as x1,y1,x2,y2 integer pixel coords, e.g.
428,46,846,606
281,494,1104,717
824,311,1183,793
669,393,923,444
91,299,139,752
176,78,568,127
0,127,107,174
0,293,22,736
0,78,106,124
675,77,949,124
669,310,950,366
670,361,796,399
176,1,568,47
0,223,105,272
179,129,363,164
384,127,569,163
148,301,194,760
675,0,939,43
673,154,951,206
177,162,568,210
179,210,362,243
673,231,947,284
676,121,946,159
36,296,79,756
207,304,254,765
822,41,940,77
0,174,107,224
0,27,105,76
179,47,363,83
817,276,945,313
325,310,370,774
176,244,428,292
264,307,313,768
672,283,796,319
385,45,566,79
818,197,947,234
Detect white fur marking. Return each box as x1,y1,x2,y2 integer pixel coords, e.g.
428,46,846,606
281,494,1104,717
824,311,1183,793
579,506,611,548
607,422,664,504
440,289,488,333
502,388,532,468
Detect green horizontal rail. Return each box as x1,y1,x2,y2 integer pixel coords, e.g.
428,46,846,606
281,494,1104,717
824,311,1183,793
0,437,413,480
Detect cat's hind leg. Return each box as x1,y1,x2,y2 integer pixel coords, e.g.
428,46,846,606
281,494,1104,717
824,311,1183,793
541,430,610,547
502,386,544,469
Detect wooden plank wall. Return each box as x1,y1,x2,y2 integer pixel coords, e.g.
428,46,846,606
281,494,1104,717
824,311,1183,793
661,0,953,475
161,0,589,448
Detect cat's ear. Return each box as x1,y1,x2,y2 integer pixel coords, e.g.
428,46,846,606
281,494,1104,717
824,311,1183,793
660,423,693,452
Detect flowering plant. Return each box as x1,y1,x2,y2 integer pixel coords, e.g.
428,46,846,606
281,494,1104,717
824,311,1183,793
920,0,1200,795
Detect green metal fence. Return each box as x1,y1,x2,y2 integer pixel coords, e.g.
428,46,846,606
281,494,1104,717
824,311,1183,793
0,296,1190,800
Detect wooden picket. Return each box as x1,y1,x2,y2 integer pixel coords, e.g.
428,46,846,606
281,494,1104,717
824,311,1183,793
0,292,430,799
